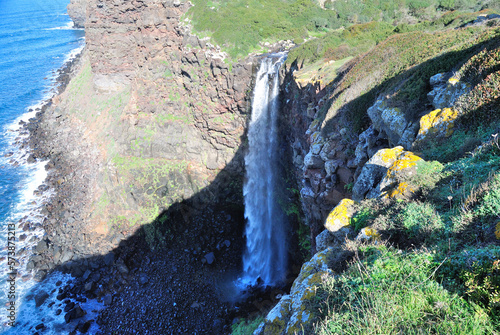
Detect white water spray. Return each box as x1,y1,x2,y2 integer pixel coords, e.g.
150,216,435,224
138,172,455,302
241,53,288,286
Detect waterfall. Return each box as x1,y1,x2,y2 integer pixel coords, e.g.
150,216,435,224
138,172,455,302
241,53,288,286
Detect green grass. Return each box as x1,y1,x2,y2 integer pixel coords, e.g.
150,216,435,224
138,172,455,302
187,0,339,59
317,24,500,133
231,316,264,335
316,246,494,334
186,0,500,60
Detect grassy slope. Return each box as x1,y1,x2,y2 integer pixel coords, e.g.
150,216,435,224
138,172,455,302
310,17,500,335
188,1,500,333
230,9,500,335
186,0,500,60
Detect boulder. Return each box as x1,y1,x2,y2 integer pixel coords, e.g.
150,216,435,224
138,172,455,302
367,99,415,148
413,107,460,146
255,247,353,335
427,75,470,110
352,147,404,201
324,198,356,233
34,291,49,307
353,146,422,201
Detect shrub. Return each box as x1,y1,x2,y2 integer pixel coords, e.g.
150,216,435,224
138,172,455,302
399,202,445,241
402,159,444,192
436,246,500,320
350,206,375,232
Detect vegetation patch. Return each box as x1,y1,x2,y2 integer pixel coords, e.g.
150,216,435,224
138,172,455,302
315,246,494,334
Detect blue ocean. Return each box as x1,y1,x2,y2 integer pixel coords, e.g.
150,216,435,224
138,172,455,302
0,0,101,333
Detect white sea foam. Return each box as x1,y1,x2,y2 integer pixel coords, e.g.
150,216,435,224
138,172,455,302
0,26,95,335
45,20,84,31
2,272,104,334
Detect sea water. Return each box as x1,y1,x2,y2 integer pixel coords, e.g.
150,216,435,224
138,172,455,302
0,0,98,333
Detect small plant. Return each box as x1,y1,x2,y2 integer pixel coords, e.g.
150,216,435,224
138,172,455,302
436,246,500,321
231,316,264,335
399,202,445,242
344,182,354,192
350,207,374,232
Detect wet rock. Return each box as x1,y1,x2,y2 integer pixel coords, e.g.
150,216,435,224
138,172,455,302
103,294,113,306
78,320,93,333
64,301,75,312
139,274,149,285
34,291,49,307
66,307,85,325
204,252,215,265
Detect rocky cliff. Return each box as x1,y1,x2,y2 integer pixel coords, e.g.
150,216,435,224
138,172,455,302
254,14,500,334
25,0,260,333
36,0,254,260
67,0,86,28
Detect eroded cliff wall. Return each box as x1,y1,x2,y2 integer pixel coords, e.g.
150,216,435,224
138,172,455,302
35,0,254,264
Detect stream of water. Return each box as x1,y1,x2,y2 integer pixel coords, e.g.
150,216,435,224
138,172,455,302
241,53,288,287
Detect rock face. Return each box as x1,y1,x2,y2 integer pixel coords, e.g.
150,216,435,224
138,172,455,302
281,64,354,248
413,73,470,147
67,0,87,28
427,74,470,110
32,0,254,262
352,146,422,201
366,98,419,149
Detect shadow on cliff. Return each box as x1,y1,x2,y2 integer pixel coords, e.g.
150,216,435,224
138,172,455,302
18,102,304,334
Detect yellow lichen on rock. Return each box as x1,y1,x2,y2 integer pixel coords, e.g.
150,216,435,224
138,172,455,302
415,107,459,145
386,151,422,175
324,199,356,232
448,77,459,85
379,149,422,200
495,222,500,240
357,226,381,242
377,146,405,164
382,181,414,199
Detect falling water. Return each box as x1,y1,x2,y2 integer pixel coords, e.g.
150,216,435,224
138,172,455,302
241,53,288,286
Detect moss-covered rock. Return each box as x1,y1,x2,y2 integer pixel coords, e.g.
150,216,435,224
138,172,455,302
255,247,351,335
